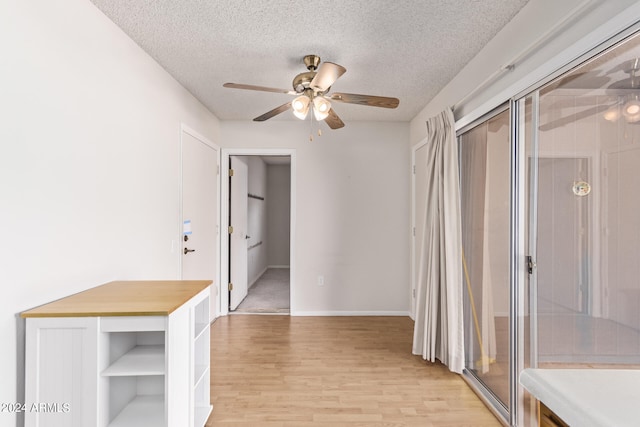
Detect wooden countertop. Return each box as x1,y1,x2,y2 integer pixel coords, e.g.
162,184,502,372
20,280,212,318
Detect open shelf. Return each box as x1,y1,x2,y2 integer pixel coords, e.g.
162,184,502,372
107,395,164,427
194,364,208,387
193,295,209,339
102,345,165,376
194,322,208,340
192,294,210,427
194,405,212,427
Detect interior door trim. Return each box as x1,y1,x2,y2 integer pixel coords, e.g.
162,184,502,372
219,148,296,316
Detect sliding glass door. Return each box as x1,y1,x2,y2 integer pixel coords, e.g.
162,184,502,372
519,27,640,426
526,26,640,366
459,107,512,420
460,27,640,426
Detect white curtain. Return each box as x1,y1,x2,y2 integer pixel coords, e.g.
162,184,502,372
412,108,464,374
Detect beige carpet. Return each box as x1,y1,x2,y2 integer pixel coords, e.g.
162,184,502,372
235,268,290,313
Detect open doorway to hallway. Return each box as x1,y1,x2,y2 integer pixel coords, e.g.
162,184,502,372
223,152,293,315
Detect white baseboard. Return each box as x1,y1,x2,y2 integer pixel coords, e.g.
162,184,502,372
267,265,290,269
290,310,411,317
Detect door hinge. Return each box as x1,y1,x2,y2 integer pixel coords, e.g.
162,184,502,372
526,255,536,275
228,226,234,234
229,168,234,177
228,283,233,291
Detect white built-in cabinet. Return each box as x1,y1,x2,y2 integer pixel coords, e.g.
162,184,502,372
21,280,212,427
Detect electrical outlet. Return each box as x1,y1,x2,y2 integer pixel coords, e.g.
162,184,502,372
317,275,325,286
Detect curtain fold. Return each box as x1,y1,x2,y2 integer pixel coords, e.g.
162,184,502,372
412,108,464,374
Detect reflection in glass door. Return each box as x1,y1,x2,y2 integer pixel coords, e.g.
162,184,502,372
528,28,640,368
457,24,640,427
520,27,640,427
459,107,511,419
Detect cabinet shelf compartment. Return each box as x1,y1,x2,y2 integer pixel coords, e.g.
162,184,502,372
107,394,164,427
106,376,164,427
192,294,211,427
102,345,165,376
194,322,208,340
193,296,209,340
193,372,212,427
193,325,210,385
103,331,165,374
194,405,212,427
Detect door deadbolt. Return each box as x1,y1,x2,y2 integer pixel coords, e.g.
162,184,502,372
184,235,189,242
184,247,195,255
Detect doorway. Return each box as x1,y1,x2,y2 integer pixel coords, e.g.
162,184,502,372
221,149,295,316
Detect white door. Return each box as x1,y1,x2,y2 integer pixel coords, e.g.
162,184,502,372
537,157,589,314
605,147,640,327
229,156,248,310
181,129,219,321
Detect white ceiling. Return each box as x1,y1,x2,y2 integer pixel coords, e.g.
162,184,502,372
89,0,530,124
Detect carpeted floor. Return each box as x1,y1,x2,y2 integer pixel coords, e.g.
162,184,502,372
234,268,290,313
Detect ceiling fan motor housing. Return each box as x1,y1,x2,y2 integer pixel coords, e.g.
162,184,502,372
303,54,321,71
293,71,317,93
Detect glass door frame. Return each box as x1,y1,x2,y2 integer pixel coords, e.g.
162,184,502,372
457,102,512,425
456,20,640,427
508,21,640,427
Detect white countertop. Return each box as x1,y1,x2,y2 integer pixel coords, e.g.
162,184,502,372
520,368,640,427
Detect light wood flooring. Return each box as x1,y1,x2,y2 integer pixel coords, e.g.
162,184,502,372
206,315,501,426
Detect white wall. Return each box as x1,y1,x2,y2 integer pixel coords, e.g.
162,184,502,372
0,0,220,418
410,0,640,144
221,120,410,315
267,165,291,267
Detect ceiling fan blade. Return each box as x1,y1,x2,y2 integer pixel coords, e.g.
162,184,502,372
253,102,292,122
310,62,346,92
329,92,399,109
324,108,345,129
538,104,613,131
224,83,296,95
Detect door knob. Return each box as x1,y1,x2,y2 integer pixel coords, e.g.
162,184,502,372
184,247,195,255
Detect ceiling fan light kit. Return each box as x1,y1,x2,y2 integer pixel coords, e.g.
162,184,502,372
223,54,399,131
292,95,310,119
312,96,331,120
602,95,640,123
603,59,640,123
603,105,620,122
622,97,640,121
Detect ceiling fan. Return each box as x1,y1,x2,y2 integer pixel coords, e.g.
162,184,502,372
540,58,640,131
223,55,400,129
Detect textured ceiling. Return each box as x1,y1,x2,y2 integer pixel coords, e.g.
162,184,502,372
89,0,530,123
